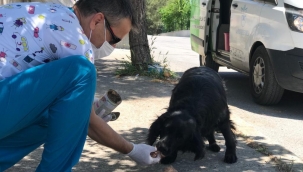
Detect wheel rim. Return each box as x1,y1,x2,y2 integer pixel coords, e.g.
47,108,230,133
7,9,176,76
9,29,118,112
253,56,265,94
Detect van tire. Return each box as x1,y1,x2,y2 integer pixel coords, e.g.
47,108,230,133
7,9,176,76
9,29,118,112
199,53,219,72
249,46,284,105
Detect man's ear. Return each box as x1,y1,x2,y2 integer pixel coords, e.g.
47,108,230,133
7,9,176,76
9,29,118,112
146,116,164,145
90,12,104,30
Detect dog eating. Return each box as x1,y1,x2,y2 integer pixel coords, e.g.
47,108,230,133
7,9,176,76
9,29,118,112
147,66,237,164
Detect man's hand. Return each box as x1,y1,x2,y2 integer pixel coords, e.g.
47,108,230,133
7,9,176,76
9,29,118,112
97,109,112,122
89,107,159,166
127,143,161,165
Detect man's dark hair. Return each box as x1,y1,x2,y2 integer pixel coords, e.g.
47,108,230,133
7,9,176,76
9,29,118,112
74,0,138,31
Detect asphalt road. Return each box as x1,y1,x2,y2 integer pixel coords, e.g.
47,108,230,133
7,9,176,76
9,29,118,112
147,35,303,162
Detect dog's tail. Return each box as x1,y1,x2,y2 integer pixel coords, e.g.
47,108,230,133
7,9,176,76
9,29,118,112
229,119,237,144
230,119,236,131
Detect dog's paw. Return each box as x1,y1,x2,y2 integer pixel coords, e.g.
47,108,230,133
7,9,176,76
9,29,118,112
208,143,221,152
224,153,237,163
194,149,205,161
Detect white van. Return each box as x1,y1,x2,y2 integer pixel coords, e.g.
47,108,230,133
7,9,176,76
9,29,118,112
190,0,303,105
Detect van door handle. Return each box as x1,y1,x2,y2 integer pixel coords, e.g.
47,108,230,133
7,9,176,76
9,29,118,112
202,2,206,6
232,3,238,8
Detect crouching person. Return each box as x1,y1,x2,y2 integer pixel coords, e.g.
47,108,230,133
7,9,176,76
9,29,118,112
0,0,160,171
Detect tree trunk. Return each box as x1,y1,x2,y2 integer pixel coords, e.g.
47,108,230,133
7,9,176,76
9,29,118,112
129,0,151,70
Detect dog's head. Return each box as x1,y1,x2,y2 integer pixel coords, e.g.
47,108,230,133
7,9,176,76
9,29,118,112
147,110,201,158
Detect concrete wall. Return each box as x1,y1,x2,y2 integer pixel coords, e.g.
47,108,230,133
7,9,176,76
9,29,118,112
158,30,190,37
116,34,131,49
1,0,29,4
116,30,190,49
1,0,74,6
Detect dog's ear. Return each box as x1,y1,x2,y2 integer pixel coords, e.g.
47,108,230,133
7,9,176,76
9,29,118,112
187,118,196,128
147,116,164,145
186,118,205,160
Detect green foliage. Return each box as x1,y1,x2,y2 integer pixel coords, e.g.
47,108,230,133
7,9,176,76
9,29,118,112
159,0,191,32
146,0,167,35
146,0,191,34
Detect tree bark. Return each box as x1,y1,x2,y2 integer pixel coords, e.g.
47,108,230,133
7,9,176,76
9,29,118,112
129,0,151,70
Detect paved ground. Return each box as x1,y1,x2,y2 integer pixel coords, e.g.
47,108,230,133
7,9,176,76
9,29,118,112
5,48,303,172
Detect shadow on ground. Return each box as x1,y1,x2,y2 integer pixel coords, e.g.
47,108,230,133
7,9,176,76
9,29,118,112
4,57,303,172
7,128,279,172
218,71,303,121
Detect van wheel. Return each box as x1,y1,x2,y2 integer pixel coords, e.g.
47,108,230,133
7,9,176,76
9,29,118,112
199,53,219,72
249,46,284,105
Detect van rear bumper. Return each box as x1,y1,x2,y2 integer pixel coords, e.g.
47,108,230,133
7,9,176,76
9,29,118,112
267,48,303,93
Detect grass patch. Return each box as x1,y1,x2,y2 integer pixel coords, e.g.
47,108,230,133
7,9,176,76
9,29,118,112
235,132,295,172
115,55,177,79
115,36,178,82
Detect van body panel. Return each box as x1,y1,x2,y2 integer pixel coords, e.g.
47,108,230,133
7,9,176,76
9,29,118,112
284,0,303,8
230,0,264,71
190,0,212,56
267,48,303,92
259,3,294,51
290,31,303,49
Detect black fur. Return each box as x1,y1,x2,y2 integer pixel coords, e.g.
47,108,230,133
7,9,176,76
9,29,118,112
147,66,237,164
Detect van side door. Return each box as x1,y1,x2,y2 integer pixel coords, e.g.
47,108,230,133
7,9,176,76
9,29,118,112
190,0,212,57
230,0,264,71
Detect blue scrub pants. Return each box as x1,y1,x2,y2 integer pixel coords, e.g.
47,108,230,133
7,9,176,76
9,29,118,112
0,56,96,171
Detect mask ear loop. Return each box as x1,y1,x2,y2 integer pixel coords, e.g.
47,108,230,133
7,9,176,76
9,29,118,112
104,19,107,41
89,29,92,41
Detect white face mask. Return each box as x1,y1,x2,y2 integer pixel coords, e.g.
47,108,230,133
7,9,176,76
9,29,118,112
89,19,115,59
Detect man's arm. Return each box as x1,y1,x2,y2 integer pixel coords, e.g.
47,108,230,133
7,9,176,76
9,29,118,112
88,107,133,154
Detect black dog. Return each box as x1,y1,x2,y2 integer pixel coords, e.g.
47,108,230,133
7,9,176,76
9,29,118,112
147,66,237,164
